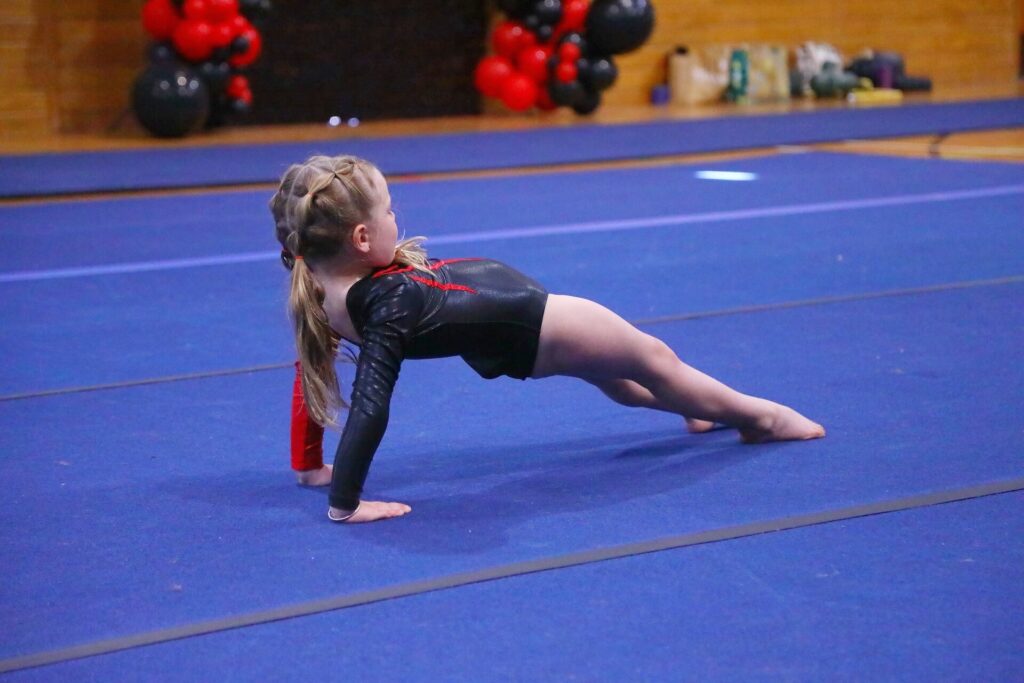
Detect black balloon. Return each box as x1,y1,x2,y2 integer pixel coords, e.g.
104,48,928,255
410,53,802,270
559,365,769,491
198,60,231,93
230,98,251,115
533,0,562,25
535,24,554,42
572,87,601,115
559,31,588,54
548,79,584,107
239,0,271,19
239,0,272,29
231,34,251,55
212,47,231,62
132,64,210,138
585,56,618,90
575,57,593,83
523,13,541,30
585,0,655,55
147,42,176,64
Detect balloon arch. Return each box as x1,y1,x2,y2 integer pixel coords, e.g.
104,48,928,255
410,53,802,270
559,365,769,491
475,0,655,115
132,0,654,137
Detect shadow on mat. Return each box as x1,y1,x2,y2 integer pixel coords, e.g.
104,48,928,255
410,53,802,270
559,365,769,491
370,424,734,489
355,428,768,555
150,427,772,554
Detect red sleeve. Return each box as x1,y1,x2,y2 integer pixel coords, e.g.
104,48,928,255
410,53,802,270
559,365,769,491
290,361,324,471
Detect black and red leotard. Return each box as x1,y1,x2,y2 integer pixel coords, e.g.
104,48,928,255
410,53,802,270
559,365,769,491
302,258,548,512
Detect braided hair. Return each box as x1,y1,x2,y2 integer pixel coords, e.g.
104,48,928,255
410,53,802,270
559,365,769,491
269,155,430,427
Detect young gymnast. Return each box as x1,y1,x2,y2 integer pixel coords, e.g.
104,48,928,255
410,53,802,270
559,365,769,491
272,154,825,524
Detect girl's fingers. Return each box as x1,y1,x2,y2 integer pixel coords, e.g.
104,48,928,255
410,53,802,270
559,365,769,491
329,501,411,522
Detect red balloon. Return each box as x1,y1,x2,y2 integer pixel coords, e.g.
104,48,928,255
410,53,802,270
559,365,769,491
211,21,235,47
206,0,239,23
228,14,250,35
557,0,589,33
555,61,578,83
492,21,526,58
172,20,215,62
500,74,539,111
238,89,254,106
141,0,180,41
474,56,514,97
536,88,557,111
517,46,552,83
226,74,249,98
183,0,211,21
558,42,581,63
229,27,262,67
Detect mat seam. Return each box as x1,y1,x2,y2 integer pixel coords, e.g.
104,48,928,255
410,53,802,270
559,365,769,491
2,478,1021,674
2,274,1021,403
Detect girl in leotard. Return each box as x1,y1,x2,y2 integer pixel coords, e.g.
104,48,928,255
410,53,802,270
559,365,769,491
271,154,825,524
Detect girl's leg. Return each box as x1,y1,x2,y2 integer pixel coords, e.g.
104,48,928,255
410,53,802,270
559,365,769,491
533,295,824,442
590,378,716,433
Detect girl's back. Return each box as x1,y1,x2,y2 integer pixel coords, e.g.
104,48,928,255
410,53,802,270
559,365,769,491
347,257,548,380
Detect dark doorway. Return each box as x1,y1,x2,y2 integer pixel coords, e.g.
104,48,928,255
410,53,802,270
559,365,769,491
244,0,488,125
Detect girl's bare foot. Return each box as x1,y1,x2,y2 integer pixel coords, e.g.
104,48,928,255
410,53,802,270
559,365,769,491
296,464,333,486
685,417,716,433
739,404,826,444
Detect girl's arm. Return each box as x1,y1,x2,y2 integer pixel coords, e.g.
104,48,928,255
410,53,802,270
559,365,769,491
327,277,422,522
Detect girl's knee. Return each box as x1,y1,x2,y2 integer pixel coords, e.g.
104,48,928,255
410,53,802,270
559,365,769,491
634,336,680,381
641,334,677,363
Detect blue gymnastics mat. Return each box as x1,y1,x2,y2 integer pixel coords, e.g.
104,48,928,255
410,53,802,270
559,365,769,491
7,490,1019,681
1,150,1022,677
2,151,1022,397
2,282,1022,670
0,97,1022,198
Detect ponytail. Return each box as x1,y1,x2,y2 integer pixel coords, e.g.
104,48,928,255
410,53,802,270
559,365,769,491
289,258,345,428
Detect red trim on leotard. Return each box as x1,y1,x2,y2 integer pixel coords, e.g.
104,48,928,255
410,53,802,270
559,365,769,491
408,274,477,293
372,257,482,279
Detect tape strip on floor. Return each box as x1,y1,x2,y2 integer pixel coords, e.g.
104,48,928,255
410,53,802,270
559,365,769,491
3,477,1023,674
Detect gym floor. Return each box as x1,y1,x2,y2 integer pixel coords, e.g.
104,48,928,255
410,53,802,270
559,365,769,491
1,98,1022,680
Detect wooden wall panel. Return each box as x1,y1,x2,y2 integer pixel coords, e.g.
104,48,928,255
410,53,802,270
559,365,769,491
0,1,142,139
0,0,53,137
0,0,1018,139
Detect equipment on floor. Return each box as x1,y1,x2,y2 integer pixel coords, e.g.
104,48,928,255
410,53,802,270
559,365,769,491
847,51,933,92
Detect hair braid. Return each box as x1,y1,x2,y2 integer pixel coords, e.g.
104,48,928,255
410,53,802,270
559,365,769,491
268,154,433,427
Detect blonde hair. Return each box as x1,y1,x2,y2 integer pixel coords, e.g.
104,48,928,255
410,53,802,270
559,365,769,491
270,154,431,428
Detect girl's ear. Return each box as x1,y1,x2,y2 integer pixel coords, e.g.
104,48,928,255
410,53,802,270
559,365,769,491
350,224,370,253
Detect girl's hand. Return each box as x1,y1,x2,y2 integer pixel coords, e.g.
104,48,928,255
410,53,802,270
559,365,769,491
328,501,411,523
296,464,333,486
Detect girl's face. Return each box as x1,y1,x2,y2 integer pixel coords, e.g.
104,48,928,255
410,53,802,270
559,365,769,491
363,168,398,267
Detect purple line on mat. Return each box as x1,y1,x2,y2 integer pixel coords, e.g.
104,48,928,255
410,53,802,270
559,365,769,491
3,183,1022,284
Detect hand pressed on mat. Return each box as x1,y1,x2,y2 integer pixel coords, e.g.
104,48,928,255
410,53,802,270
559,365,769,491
329,501,411,523
295,463,333,486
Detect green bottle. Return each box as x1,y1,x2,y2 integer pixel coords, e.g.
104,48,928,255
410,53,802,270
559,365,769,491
726,49,749,103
